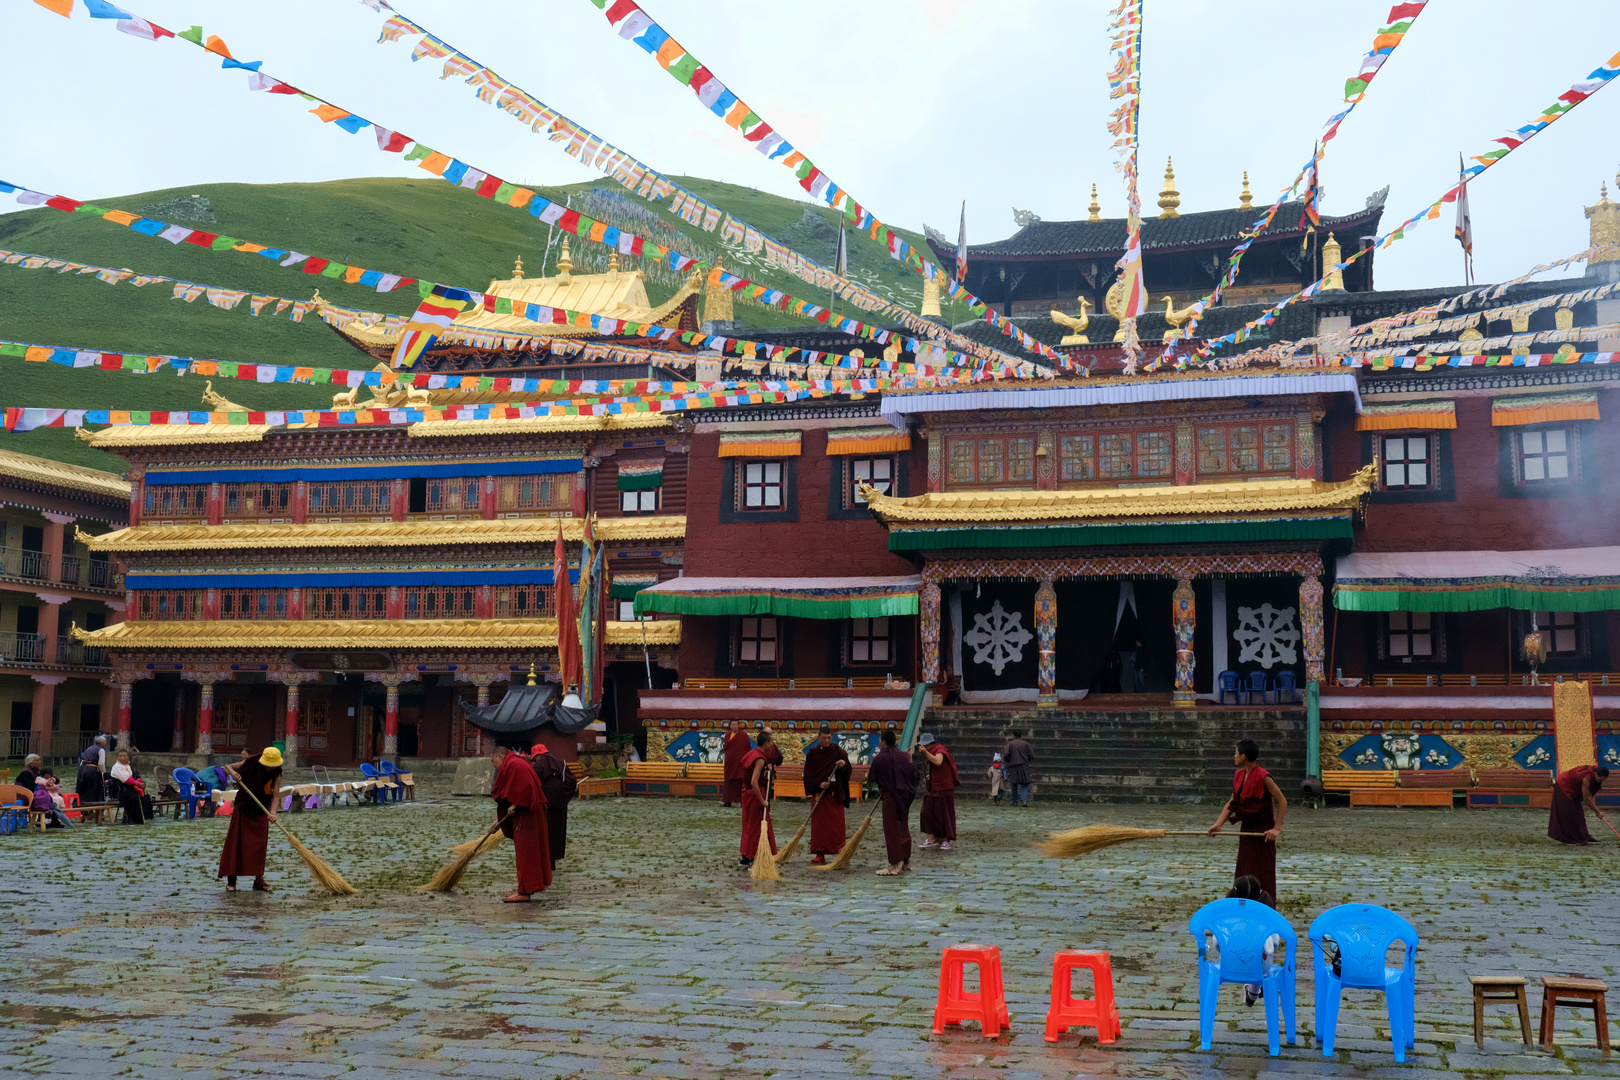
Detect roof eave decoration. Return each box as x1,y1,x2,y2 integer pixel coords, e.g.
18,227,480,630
1490,391,1599,427
717,430,802,458
73,618,681,649
408,412,672,437
0,448,131,499
1355,401,1456,431
82,515,688,553
80,424,274,448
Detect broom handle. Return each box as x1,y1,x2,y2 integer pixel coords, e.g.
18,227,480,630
1163,830,1272,838
230,782,302,847
1596,809,1620,843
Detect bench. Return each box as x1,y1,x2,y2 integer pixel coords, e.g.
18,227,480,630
1322,769,1453,808
1391,770,1469,806
1371,673,1440,687
1469,768,1554,810
624,761,725,798
679,676,894,690
772,764,869,803
576,776,622,800
1322,770,1397,792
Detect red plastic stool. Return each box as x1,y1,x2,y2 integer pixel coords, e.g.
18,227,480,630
932,944,1011,1038
1044,950,1120,1043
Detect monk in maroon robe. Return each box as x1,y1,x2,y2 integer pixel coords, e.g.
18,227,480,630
918,734,960,849
218,747,283,892
491,742,551,901
1548,764,1610,844
870,728,918,875
739,731,777,866
802,729,851,864
720,720,750,807
1208,739,1286,900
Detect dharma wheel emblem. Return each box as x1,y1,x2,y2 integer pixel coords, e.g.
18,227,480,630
963,600,1034,676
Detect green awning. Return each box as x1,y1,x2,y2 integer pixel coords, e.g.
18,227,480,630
633,576,920,619
888,517,1353,552
610,574,658,600
1334,547,1620,612
617,462,664,491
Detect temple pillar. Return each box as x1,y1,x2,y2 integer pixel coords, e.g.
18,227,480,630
926,435,944,493
481,476,497,520
101,682,120,744
391,478,407,522
1036,432,1056,491
1174,420,1195,486
42,513,71,585
30,675,64,756
572,470,588,517
115,679,132,749
1172,577,1196,708
283,680,302,771
1035,577,1057,707
384,683,400,759
919,580,941,687
171,683,186,751
35,593,65,664
207,483,224,526
128,469,143,527
292,480,308,524
1299,575,1325,683
197,682,215,755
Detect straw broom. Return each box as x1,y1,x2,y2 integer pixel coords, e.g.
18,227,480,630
232,784,357,895
749,772,781,880
817,799,876,871
420,810,514,892
1037,824,1269,859
773,791,824,866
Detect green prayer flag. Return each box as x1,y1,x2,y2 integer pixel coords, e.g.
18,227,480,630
320,263,346,279
478,377,495,391
209,236,238,251
739,111,761,131
418,280,434,298
121,356,142,371
312,369,333,384
73,204,106,215
1344,78,1369,98
178,25,203,43
219,363,239,377
131,412,151,425
403,142,435,163
0,343,23,357
495,297,514,314
493,181,517,203
668,54,700,85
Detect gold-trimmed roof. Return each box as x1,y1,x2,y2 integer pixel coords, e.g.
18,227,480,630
82,515,688,553
863,465,1375,525
74,617,681,649
77,424,273,448
0,447,130,499
408,412,672,437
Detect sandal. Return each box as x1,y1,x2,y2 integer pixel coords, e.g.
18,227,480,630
252,881,273,893
502,892,532,903
875,867,901,876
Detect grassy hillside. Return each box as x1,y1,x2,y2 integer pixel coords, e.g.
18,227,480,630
0,174,968,471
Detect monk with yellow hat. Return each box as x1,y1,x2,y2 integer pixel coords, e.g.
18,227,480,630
218,746,284,892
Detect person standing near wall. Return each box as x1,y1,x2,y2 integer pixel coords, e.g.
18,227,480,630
918,733,960,850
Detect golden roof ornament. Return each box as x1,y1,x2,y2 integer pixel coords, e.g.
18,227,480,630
1239,171,1253,211
1555,307,1575,331
1319,232,1346,291
1586,173,1620,264
702,255,733,323
527,663,537,687
920,271,942,318
1049,297,1089,345
555,238,573,283
608,249,620,273
1157,156,1180,219
1087,184,1101,222
512,257,524,279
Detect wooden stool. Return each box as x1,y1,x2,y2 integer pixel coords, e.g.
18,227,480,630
1469,975,1532,1048
1539,976,1610,1055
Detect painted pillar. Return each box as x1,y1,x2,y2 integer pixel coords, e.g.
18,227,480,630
197,682,215,755
571,470,588,517
207,483,224,526
171,683,186,751
42,514,69,584
283,681,301,771
204,588,220,621
919,579,941,686
1172,577,1197,708
1035,577,1057,707
481,476,497,520
288,587,304,621
386,585,404,620
384,683,400,758
29,675,63,756
471,682,491,757
1035,431,1056,491
476,585,493,620
1174,420,1196,486
391,478,407,522
1299,575,1326,683
100,682,119,743
128,469,143,527
36,595,63,664
292,480,308,524
115,680,132,750
926,435,944,493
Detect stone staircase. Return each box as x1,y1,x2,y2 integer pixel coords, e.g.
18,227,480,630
924,706,1306,804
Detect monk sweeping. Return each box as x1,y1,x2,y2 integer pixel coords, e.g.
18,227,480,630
1548,763,1610,844
218,746,284,893
802,725,852,865
1207,739,1286,899
491,738,551,902
918,733,960,851
720,719,750,808
871,728,919,876
738,730,777,867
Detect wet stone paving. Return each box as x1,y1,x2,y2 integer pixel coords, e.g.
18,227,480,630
1,784,1615,1079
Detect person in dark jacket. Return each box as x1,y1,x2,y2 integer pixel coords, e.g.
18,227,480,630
1003,731,1035,806
218,747,284,892
871,729,919,876
76,736,107,805
528,741,577,869
15,754,42,794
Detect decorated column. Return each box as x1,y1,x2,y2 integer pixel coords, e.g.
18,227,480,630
1299,575,1325,683
283,680,302,772
197,682,214,755
114,680,132,750
384,682,400,758
1172,578,1197,708
171,684,185,751
919,579,941,686
1035,577,1058,707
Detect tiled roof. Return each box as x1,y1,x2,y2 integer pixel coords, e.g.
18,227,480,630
0,447,130,500
961,202,1382,258
80,424,273,448
83,515,688,553
75,617,681,650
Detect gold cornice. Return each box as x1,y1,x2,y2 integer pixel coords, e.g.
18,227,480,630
0,448,130,499
83,515,687,553
409,412,672,437
75,618,681,649
79,424,274,448
862,466,1375,525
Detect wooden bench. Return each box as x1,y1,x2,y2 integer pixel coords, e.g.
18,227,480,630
1322,769,1452,808
1322,770,1397,792
624,761,725,798
576,776,622,800
1391,769,1469,806
772,764,868,802
679,676,894,690
1469,768,1554,809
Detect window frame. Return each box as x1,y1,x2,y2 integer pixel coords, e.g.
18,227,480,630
619,488,660,515
1056,426,1176,487
829,453,907,519
735,615,780,666
1375,610,1448,664
718,457,798,523
1193,421,1293,480
846,616,894,667
944,434,1037,489
1363,431,1455,503
1498,423,1593,499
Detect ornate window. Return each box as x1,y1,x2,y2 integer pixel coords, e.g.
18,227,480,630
494,584,553,618
1060,435,1094,482
1385,612,1435,659
1533,611,1580,655
298,697,329,753
620,488,659,514
1197,422,1292,477
945,436,1035,488
304,587,388,620
848,617,892,666
736,616,778,664
1514,427,1576,485
739,461,784,510
847,457,894,506
497,475,573,512
1380,434,1435,490
135,589,203,621
223,482,291,519
425,478,482,514
307,480,392,518
142,484,208,521
220,698,249,748
218,589,287,620
404,585,479,619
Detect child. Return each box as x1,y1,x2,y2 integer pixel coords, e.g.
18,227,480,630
1228,874,1279,1006
987,753,1006,804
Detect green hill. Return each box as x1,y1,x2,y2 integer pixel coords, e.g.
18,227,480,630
0,175,968,472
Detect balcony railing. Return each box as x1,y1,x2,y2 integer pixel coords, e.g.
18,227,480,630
0,631,45,663
0,547,119,590
56,636,108,668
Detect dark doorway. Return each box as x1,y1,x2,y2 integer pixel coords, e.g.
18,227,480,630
10,700,30,731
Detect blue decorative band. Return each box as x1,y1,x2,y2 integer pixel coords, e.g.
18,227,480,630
143,459,583,486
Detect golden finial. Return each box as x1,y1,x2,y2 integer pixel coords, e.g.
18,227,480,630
608,249,620,273
512,256,524,279
1320,232,1345,291
920,271,942,318
527,663,537,687
1157,156,1180,219
1587,171,1620,264
1239,171,1253,210
555,238,573,282
1087,184,1101,222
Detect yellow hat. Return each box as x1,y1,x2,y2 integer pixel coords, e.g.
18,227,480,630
259,747,284,768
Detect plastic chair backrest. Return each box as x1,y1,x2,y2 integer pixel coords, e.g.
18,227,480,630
379,760,399,778
1188,898,1298,983
1218,670,1238,692
360,763,381,780
152,764,172,787
1275,671,1298,691
311,764,329,784
172,767,197,795
1245,671,1268,691
1309,904,1417,988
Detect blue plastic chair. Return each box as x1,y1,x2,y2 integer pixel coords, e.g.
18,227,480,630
379,759,413,803
1274,670,1299,704
1217,670,1241,705
1309,903,1417,1062
360,762,393,804
1188,897,1298,1055
171,767,205,820
1244,670,1270,705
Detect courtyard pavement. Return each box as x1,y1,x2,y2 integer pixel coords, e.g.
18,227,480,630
1,785,1615,1079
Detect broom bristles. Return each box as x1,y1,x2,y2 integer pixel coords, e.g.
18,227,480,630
285,830,358,895
1037,825,1167,859
420,830,504,892
774,818,808,865
818,810,873,871
749,826,781,880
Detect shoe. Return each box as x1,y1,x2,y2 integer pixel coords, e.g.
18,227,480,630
919,837,937,848
1243,984,1260,1007
739,856,753,866
940,841,952,851
810,854,827,865
251,879,272,893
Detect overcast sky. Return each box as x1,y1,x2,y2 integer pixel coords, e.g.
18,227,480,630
9,0,1620,292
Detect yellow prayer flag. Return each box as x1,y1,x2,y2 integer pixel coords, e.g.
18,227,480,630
101,210,139,226
724,102,751,129
509,188,535,208
310,104,350,123
232,242,266,254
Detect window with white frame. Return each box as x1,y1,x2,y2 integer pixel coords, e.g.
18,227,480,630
848,617,892,665
848,457,894,506
740,461,784,510
737,616,778,664
1516,427,1574,485
617,600,638,622
1381,434,1434,490
620,488,658,514
1533,611,1579,654
1385,612,1434,660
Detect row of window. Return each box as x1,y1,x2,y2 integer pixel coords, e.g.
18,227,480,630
945,423,1295,489
1384,610,1580,660
735,616,894,667
142,475,574,520
1378,425,1579,492
135,585,561,621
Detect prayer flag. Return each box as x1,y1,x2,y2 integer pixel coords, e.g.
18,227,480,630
1454,152,1474,285
955,201,968,282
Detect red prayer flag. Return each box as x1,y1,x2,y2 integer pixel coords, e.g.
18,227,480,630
476,174,503,198
743,122,773,143
302,257,330,275
379,130,410,152
557,209,581,233
44,196,81,212
266,82,300,95
1386,2,1426,18
604,0,639,22
183,230,219,247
